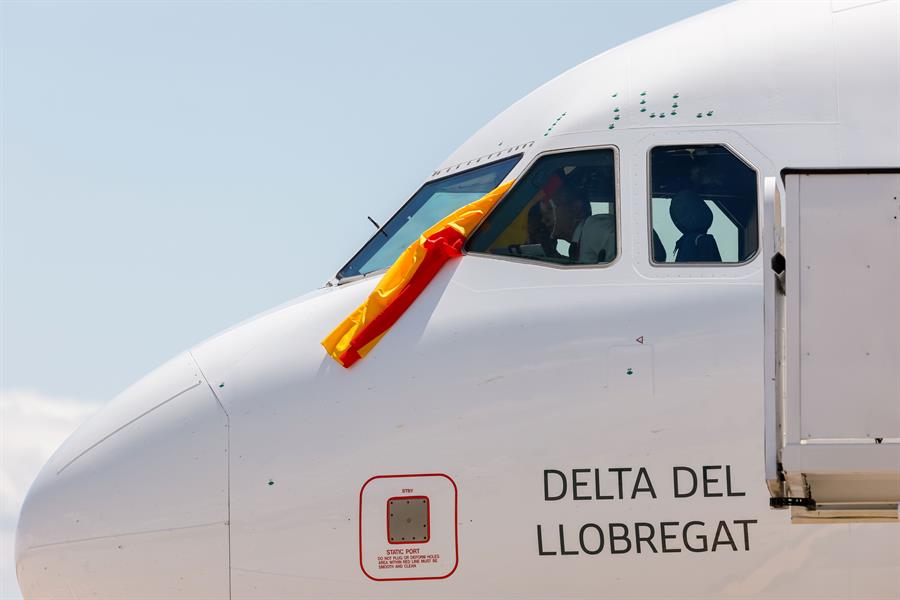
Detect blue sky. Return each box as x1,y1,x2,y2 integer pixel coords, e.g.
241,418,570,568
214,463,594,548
0,1,727,596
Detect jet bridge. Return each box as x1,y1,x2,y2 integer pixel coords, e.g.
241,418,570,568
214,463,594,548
766,171,900,522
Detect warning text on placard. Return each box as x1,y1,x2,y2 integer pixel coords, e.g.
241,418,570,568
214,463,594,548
376,548,442,570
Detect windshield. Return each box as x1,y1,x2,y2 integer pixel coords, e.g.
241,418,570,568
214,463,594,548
336,155,521,280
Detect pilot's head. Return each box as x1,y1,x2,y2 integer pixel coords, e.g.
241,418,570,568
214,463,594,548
670,189,713,235
549,186,590,241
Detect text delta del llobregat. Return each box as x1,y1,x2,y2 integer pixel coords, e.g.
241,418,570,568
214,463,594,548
536,465,758,557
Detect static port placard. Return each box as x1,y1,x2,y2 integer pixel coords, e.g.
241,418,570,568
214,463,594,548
359,474,457,581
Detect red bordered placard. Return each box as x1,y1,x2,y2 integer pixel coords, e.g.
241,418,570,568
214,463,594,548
358,473,458,582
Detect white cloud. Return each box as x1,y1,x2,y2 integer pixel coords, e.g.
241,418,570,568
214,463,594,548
0,389,100,600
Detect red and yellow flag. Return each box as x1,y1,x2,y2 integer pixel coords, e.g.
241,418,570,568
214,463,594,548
322,180,514,368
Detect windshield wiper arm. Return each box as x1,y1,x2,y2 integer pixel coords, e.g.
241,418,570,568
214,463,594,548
368,216,389,239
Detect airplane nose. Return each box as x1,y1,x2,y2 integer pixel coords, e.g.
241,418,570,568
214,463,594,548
15,352,230,599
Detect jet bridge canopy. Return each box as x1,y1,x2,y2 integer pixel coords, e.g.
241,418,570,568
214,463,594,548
768,171,900,522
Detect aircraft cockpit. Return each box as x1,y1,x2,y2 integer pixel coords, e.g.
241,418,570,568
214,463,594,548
337,142,760,283
468,149,618,265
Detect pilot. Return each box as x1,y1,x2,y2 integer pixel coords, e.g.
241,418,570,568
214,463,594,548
572,208,616,264
523,171,569,258
548,186,616,264
526,200,561,258
669,189,722,262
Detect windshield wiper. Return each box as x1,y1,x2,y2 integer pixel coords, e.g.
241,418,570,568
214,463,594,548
367,216,389,239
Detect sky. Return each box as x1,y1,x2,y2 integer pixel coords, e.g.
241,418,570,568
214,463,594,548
0,1,728,597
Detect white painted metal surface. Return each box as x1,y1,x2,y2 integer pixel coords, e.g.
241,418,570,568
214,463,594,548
778,172,900,512
796,174,900,440
15,1,900,598
16,353,229,598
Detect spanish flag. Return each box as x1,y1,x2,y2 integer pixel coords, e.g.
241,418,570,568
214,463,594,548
322,180,514,368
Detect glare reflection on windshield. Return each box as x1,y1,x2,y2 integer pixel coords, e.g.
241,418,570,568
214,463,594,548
336,155,521,280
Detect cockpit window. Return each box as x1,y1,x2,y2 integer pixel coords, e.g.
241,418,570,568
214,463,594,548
337,155,520,280
467,149,618,265
649,145,758,264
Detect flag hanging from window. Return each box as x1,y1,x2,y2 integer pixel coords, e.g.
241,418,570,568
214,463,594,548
322,180,514,368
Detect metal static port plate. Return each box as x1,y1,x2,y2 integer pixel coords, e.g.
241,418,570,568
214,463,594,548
388,496,430,543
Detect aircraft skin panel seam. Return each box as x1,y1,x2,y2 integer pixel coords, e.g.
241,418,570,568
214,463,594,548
55,380,203,475
22,521,227,552
191,350,233,600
